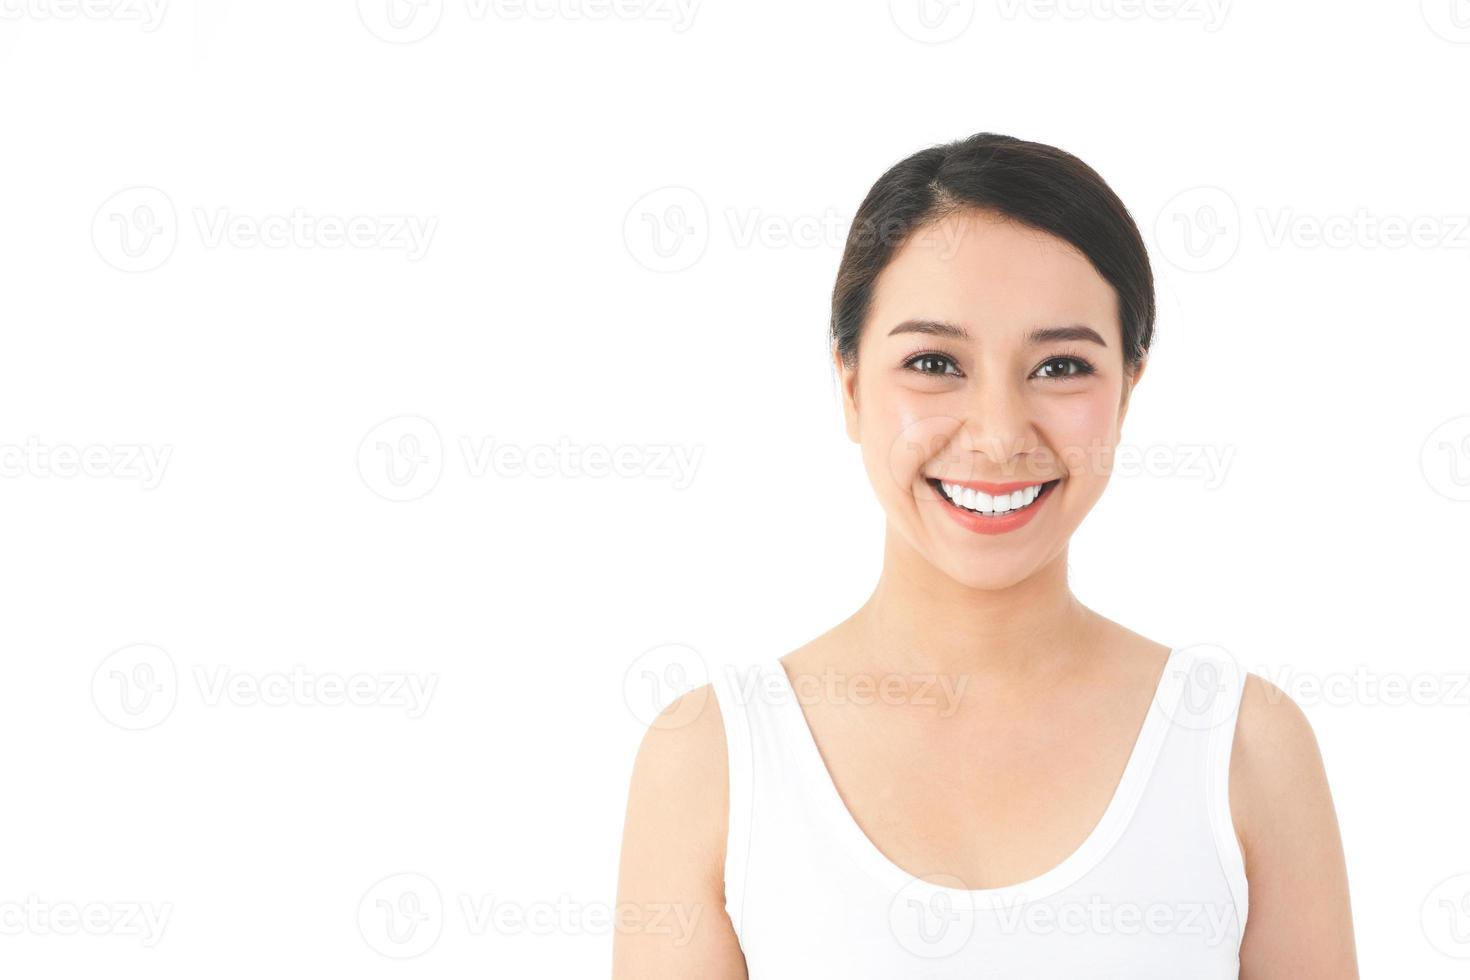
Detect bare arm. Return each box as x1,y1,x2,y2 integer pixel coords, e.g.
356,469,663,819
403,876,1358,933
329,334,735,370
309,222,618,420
612,685,748,979
1233,674,1358,978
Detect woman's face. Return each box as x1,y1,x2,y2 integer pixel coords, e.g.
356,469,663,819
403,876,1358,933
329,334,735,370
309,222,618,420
837,208,1143,590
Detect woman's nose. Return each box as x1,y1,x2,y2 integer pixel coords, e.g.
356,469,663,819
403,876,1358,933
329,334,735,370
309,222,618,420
955,380,1037,470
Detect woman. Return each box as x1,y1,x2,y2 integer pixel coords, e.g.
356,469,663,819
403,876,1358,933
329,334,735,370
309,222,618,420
613,133,1357,978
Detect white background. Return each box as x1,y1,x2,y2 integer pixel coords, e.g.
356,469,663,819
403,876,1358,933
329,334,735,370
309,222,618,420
2,1,1468,976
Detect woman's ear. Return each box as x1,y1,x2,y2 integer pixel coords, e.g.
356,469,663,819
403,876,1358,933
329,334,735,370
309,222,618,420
834,344,861,443
1119,355,1147,425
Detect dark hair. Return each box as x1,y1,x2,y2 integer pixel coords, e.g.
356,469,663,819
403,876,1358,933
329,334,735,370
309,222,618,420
830,132,1155,374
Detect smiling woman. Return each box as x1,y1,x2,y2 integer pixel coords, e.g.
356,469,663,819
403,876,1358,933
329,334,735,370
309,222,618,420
612,132,1358,979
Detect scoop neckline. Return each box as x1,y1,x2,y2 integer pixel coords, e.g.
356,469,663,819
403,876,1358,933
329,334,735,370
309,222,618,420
766,646,1187,910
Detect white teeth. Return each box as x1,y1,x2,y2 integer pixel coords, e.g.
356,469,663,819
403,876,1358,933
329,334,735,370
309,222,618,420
939,480,1045,516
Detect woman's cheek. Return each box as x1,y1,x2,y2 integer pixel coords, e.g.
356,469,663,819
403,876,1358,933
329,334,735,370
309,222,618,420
884,389,963,489
1041,388,1121,479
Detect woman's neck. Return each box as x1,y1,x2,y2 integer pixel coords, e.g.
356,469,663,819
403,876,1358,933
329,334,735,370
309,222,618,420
846,525,1103,681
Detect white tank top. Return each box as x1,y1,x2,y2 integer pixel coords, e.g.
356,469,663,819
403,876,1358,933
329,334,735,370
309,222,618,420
709,645,1249,978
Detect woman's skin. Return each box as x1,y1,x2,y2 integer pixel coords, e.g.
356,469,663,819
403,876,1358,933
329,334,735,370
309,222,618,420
612,208,1358,979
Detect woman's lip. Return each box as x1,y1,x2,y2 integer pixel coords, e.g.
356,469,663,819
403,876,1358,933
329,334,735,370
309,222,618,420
926,477,1059,494
927,478,1059,536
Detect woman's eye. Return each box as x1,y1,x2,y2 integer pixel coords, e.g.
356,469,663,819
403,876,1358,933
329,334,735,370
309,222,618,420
905,353,960,376
1034,356,1096,380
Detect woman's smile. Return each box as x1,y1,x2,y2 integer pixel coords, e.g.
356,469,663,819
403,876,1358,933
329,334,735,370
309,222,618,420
925,476,1062,534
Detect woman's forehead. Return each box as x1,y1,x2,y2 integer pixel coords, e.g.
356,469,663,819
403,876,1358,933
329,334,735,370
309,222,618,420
871,212,1121,342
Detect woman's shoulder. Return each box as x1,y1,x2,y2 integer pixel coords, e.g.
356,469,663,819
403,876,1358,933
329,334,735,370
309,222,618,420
618,684,730,905
1228,670,1358,969
1230,671,1333,848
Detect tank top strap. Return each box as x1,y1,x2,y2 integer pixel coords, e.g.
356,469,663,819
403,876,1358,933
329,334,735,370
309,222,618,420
1153,643,1251,929
708,661,761,939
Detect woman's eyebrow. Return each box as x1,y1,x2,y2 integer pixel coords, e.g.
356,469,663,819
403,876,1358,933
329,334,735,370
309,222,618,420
887,319,1108,348
1028,324,1107,347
